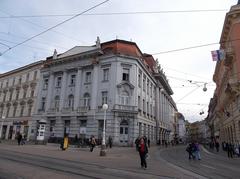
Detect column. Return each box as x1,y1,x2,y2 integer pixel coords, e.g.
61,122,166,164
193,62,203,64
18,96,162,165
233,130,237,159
35,74,44,113
91,65,98,109
74,68,82,110
46,73,54,110
59,71,68,109
155,87,160,143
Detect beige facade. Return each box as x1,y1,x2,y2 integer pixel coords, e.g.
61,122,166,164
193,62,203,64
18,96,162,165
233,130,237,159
208,3,240,145
0,61,43,140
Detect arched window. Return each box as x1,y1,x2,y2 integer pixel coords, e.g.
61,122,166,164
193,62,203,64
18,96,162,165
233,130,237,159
83,93,90,107
68,94,74,110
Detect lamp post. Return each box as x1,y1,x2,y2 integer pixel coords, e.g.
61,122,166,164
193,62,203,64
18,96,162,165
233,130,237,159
100,104,108,156
0,116,6,140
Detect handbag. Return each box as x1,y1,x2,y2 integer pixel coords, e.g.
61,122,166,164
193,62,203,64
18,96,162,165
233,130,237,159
145,153,150,159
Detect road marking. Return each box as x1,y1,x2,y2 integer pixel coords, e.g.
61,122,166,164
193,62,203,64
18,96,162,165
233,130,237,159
200,164,216,170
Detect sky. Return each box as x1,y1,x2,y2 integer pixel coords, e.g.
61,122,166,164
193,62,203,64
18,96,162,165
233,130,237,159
0,0,238,122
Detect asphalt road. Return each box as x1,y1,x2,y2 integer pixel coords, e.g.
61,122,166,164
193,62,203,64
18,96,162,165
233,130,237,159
159,145,240,179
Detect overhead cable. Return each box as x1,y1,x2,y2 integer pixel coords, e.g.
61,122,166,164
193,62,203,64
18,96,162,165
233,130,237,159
0,9,228,18
0,0,110,56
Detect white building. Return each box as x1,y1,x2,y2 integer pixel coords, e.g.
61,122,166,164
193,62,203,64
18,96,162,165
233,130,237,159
177,112,186,143
0,61,43,140
31,38,177,146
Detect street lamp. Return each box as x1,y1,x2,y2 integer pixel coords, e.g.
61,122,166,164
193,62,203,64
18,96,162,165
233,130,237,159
0,116,6,140
100,104,108,156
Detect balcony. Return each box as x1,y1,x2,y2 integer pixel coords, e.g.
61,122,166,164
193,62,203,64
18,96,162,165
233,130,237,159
47,108,59,114
61,107,74,114
112,104,138,114
77,106,90,113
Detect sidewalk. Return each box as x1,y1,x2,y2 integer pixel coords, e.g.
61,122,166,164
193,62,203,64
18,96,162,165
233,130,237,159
202,145,240,159
0,143,203,179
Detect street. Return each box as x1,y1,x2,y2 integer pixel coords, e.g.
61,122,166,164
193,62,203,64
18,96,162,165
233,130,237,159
0,143,239,179
160,145,240,179
0,143,205,179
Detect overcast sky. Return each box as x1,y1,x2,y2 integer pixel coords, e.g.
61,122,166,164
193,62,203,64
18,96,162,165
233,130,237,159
0,0,238,122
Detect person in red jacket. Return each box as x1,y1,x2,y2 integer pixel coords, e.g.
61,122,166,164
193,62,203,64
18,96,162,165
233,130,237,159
138,137,148,169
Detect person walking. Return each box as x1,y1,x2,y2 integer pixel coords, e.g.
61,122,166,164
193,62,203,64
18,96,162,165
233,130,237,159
195,142,201,160
108,136,113,148
135,137,140,151
186,143,194,160
17,133,22,146
89,135,96,152
215,141,220,152
147,139,150,148
138,137,148,169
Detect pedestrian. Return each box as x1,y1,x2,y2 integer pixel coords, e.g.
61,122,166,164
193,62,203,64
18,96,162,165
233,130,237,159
138,137,148,169
227,143,233,158
186,143,194,160
147,138,150,148
215,141,220,152
89,135,96,152
195,142,201,160
17,133,22,146
135,137,140,151
108,136,113,148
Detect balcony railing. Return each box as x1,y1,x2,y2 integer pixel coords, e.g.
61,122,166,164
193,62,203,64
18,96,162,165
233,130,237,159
77,106,90,113
112,104,137,113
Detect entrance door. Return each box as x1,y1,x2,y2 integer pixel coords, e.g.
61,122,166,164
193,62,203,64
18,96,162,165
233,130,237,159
8,126,13,139
119,120,129,146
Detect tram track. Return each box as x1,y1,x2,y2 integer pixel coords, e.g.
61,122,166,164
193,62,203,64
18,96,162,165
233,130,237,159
0,148,174,179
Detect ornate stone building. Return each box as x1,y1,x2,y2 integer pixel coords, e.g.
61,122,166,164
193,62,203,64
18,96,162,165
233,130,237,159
208,2,240,144
32,38,177,146
0,61,43,140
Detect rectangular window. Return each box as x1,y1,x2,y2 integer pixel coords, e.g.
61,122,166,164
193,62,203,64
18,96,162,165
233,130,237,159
138,72,142,87
103,69,109,81
80,120,87,127
50,120,56,132
31,90,34,97
56,76,62,87
147,79,149,94
23,90,27,98
102,91,108,105
41,97,46,111
16,90,20,100
28,105,32,116
13,77,15,86
20,105,24,117
13,106,17,117
18,77,22,84
6,107,10,117
43,79,48,89
34,71,38,80
150,84,152,97
64,120,70,135
70,74,76,86
143,75,146,91
85,72,91,83
122,68,129,81
26,73,30,82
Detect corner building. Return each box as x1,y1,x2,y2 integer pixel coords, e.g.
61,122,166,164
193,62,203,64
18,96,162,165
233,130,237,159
33,38,177,146
210,2,240,144
0,61,43,140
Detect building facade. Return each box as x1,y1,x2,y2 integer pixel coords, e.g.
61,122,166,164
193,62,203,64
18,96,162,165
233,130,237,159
208,2,240,145
0,61,43,140
32,38,177,146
